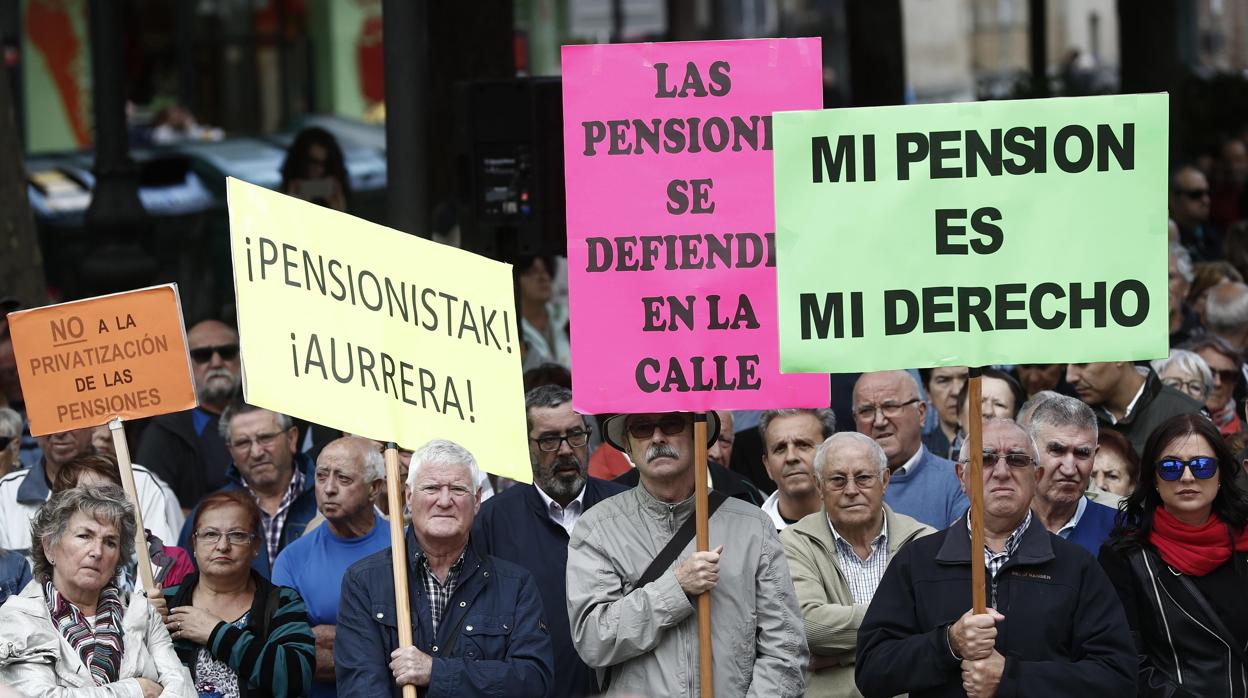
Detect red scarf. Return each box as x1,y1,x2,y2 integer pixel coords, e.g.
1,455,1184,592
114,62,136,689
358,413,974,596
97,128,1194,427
1149,507,1248,576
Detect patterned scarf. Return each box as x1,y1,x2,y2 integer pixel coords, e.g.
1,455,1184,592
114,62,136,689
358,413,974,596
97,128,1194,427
44,580,126,685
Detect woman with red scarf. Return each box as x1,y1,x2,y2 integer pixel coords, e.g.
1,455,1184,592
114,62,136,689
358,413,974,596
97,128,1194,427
1099,413,1248,697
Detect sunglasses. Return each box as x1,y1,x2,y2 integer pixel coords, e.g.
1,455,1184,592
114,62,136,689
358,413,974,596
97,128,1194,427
1157,456,1219,481
1180,188,1210,200
189,344,240,364
626,415,689,439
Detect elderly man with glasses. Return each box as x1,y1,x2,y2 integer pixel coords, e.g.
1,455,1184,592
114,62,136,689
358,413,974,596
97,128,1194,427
137,318,243,511
853,370,968,529
781,432,932,697
472,385,626,698
855,418,1134,698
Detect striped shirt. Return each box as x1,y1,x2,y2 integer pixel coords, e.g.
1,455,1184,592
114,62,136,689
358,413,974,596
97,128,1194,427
253,468,306,569
968,509,1031,607
418,550,466,634
828,515,890,605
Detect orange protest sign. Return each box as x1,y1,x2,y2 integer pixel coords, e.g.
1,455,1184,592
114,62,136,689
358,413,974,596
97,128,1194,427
7,284,197,436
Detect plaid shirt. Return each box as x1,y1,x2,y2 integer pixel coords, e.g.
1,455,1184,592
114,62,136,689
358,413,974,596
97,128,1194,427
417,550,467,634
829,515,890,605
252,468,305,570
968,509,1032,606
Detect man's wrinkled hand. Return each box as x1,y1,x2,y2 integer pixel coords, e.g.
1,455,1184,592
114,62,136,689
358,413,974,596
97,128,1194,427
961,649,1005,698
948,607,1004,660
674,545,724,596
389,645,433,687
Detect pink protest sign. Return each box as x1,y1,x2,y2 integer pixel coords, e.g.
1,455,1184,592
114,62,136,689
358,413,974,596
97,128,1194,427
562,38,830,413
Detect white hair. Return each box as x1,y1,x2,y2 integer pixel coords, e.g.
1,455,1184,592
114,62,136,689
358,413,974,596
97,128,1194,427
813,431,888,479
405,439,481,492
1151,348,1215,401
362,447,385,484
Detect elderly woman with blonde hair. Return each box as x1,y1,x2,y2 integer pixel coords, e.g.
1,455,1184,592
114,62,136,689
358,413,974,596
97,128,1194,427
0,485,194,697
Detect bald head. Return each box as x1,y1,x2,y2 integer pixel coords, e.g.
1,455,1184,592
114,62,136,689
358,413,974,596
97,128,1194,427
315,436,385,529
852,370,927,469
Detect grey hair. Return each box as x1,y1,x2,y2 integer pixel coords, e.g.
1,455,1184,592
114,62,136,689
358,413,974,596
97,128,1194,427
1016,390,1063,429
1169,242,1194,284
524,385,584,432
1205,282,1248,334
1026,394,1098,441
30,485,136,584
958,417,1040,464
0,407,21,439
759,408,837,446
1151,348,1214,401
363,446,385,483
814,431,887,479
218,402,294,442
406,439,482,492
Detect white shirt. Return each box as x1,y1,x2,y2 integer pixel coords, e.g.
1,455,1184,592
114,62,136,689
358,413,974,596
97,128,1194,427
895,445,927,477
1106,367,1149,425
761,490,788,530
1055,495,1089,539
536,484,587,535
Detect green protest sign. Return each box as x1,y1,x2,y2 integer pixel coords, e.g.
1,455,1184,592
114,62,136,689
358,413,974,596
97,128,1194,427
773,94,1169,373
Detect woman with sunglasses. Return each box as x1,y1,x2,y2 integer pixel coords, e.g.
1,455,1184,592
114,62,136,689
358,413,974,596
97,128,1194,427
163,490,314,697
1099,413,1248,697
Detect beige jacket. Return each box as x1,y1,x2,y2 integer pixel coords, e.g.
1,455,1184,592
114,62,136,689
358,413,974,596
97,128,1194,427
780,504,932,698
567,485,808,698
0,580,195,698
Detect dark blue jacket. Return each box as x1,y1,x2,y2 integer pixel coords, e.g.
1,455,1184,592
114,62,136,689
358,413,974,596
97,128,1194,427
0,551,30,605
1066,499,1119,557
855,515,1135,698
178,452,317,578
335,530,553,698
473,478,626,697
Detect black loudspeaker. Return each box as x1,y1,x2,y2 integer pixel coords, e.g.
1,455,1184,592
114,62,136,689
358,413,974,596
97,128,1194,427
455,78,566,261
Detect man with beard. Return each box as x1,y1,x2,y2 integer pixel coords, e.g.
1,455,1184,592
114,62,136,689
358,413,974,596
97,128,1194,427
273,437,391,698
137,319,242,511
1066,360,1203,456
758,408,837,529
567,410,807,696
1025,395,1117,556
473,385,625,697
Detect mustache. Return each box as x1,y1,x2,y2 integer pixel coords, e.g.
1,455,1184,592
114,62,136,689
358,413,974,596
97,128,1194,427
551,455,583,471
645,444,680,463
204,368,236,382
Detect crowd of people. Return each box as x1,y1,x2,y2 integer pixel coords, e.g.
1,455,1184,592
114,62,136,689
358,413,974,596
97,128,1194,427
0,146,1247,697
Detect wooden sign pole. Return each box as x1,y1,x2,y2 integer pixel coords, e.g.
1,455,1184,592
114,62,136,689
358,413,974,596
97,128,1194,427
967,368,987,614
108,418,157,593
693,413,714,698
384,442,418,698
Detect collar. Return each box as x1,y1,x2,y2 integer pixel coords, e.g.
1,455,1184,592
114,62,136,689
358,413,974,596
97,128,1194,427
16,460,50,504
970,509,1032,558
634,481,697,521
828,511,888,549
535,482,586,513
936,509,1055,566
405,527,482,577
1103,368,1158,425
895,445,926,477
1055,495,1089,538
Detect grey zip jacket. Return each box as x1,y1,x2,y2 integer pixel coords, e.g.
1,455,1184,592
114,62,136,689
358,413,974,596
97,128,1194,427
567,484,809,697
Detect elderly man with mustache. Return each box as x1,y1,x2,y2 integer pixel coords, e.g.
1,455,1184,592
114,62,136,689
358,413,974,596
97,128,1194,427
472,385,627,698
567,411,808,697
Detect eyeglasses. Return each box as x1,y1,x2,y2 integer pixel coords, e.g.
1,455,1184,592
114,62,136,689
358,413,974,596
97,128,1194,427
1179,188,1210,200
960,451,1035,469
228,431,283,452
189,343,240,364
531,429,590,452
824,473,880,491
1162,377,1206,396
626,415,689,439
852,398,920,422
0,435,14,450
1157,456,1219,481
194,529,255,546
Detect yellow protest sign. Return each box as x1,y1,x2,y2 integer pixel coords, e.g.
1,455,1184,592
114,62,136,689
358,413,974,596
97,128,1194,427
226,178,530,482
7,285,197,436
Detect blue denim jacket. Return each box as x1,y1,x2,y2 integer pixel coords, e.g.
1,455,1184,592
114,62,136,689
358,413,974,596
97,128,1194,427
0,551,31,605
335,531,553,698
